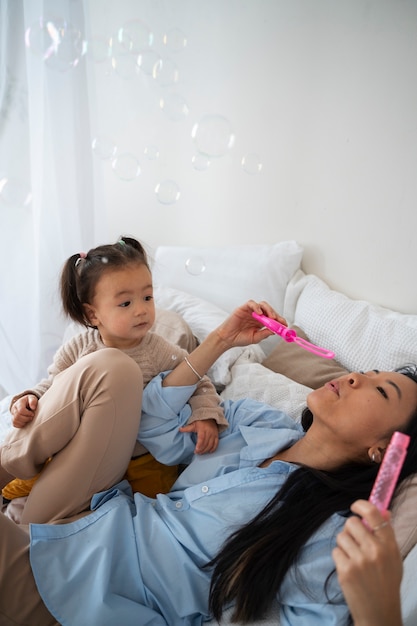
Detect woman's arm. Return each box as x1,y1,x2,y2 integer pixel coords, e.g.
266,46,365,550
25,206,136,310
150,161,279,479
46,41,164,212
162,300,285,388
333,500,403,626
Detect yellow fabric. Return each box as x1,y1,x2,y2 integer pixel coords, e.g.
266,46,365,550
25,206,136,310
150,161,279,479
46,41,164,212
2,475,40,499
124,454,179,498
2,454,178,501
2,458,51,500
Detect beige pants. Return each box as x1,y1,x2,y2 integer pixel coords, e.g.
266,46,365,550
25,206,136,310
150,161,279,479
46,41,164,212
1,348,143,523
0,515,58,625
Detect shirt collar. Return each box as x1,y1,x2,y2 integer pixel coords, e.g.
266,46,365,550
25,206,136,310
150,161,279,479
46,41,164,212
238,423,303,466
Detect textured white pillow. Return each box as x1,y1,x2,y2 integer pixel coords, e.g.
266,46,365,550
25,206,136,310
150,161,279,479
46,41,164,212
152,241,303,315
154,286,265,387
291,274,417,371
220,361,311,422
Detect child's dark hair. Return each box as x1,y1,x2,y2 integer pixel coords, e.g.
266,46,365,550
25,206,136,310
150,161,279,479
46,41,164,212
208,364,417,623
60,236,150,327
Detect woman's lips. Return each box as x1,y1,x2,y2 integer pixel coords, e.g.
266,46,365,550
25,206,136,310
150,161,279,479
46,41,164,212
326,380,340,396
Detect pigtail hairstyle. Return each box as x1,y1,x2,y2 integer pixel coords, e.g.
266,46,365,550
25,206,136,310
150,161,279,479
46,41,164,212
60,236,150,328
208,365,417,623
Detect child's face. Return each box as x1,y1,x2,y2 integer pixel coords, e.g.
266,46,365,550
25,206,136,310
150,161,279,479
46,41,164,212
85,263,155,349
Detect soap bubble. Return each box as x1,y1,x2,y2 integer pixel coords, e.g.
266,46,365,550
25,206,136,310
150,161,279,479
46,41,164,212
152,58,179,86
191,115,235,158
0,177,32,208
85,37,112,63
144,145,160,160
117,19,153,53
109,34,126,57
112,154,141,181
155,180,180,204
25,18,86,71
191,154,211,171
92,136,117,160
162,28,187,53
137,49,161,75
160,93,189,121
111,52,138,79
185,256,206,276
241,153,263,175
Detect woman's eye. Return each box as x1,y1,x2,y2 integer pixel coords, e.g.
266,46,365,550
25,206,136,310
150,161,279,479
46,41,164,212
377,386,388,399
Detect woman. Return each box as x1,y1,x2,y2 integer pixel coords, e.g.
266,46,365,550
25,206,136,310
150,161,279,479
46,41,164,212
1,300,416,626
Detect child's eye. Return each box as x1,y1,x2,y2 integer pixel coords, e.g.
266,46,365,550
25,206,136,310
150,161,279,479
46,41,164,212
119,301,131,308
144,295,153,302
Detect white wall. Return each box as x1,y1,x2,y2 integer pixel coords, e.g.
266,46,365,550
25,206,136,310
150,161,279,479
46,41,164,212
87,0,417,314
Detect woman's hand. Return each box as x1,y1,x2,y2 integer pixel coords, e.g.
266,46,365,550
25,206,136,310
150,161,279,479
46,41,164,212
163,300,285,388
215,300,287,350
332,500,403,626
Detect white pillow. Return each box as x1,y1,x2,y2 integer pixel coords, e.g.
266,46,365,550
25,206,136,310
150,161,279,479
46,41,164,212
220,361,311,422
152,241,303,315
154,286,265,387
154,286,228,341
290,273,417,372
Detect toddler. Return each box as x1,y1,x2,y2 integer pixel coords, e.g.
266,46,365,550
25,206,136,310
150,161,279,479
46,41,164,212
4,236,227,501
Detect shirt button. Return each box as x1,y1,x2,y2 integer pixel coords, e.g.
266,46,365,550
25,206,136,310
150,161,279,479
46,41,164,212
175,501,183,509
201,485,209,493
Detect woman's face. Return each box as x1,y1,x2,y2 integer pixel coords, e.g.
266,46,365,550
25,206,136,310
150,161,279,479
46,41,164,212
306,371,417,461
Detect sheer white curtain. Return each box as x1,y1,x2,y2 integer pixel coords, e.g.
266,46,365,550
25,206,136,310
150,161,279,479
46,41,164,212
0,0,104,396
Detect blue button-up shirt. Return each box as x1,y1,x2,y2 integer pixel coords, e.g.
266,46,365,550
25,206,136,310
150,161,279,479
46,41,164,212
30,374,349,626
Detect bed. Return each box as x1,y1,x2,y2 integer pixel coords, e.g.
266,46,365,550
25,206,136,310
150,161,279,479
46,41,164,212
1,240,417,625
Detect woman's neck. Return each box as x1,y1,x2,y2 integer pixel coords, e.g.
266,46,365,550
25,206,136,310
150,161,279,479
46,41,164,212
262,431,345,471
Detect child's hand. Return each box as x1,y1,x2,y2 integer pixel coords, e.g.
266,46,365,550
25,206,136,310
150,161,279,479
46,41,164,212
179,419,219,454
11,394,38,428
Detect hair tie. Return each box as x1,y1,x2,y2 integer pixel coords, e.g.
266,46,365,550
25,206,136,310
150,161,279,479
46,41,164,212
75,252,87,268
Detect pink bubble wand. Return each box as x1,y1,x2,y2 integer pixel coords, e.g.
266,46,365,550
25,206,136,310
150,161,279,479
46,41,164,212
252,312,335,359
368,431,410,514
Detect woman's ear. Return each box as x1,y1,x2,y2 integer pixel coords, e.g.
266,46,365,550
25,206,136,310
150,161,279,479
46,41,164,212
368,445,387,464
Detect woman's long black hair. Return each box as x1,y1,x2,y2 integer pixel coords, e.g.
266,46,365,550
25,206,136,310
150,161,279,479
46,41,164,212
208,365,417,623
